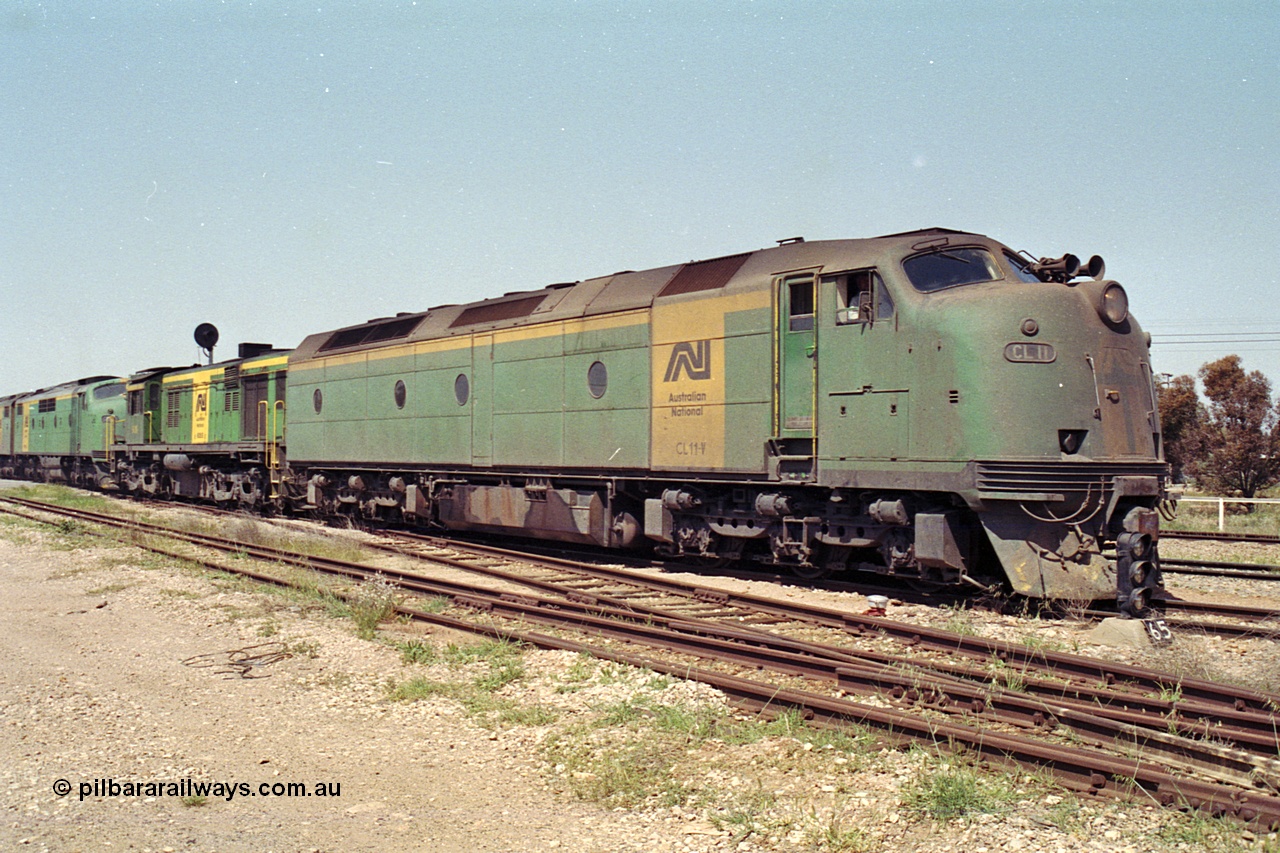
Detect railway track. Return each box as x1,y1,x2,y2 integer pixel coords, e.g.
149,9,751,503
6,495,1280,826
1164,529,1280,545
1161,555,1280,579
99,494,1280,629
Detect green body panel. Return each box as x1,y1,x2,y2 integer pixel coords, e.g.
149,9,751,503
491,334,566,467
79,380,126,457
816,271,913,464
561,348,650,469
11,376,124,461
414,347,473,463
0,398,14,456
813,247,1158,493
23,396,72,455
156,355,288,447
123,375,166,444
721,307,773,473
18,379,124,458
290,321,654,471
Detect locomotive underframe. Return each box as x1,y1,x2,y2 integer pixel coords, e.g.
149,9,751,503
0,447,1165,615
108,445,278,510
284,458,1165,613
0,454,115,491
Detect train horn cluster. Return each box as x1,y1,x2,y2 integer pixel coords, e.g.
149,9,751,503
1031,253,1107,283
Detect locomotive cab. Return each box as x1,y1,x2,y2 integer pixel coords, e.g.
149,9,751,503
814,233,1168,614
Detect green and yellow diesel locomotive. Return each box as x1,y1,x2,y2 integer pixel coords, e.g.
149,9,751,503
1,376,127,488
0,228,1169,613
283,227,1167,613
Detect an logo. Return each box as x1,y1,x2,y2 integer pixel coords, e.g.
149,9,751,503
663,340,712,382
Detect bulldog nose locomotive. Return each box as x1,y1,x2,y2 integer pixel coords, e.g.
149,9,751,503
285,227,1167,615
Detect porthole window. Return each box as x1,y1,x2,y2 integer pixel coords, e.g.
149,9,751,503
587,361,608,398
394,379,407,409
313,388,323,414
454,373,470,406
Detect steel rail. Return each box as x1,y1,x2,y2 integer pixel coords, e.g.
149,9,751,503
1163,530,1280,545
377,528,1280,716
7,499,1280,824
7,499,1280,790
7,495,1278,718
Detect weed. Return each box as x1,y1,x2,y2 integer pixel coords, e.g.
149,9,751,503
396,639,438,665
442,638,522,666
180,795,209,807
412,596,450,615
987,657,1028,693
596,696,650,726
652,703,718,740
544,733,685,807
1158,810,1243,848
497,704,558,727
942,604,979,637
556,654,599,692
475,657,524,692
287,639,321,659
711,787,779,842
808,815,872,853
348,572,404,639
902,765,1013,821
388,677,458,703
1040,797,1081,832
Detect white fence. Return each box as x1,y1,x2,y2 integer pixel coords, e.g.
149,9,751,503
1174,496,1280,531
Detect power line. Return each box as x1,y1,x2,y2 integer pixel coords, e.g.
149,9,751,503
1152,332,1280,339
1152,335,1280,343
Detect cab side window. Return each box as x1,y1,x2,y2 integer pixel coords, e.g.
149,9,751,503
788,277,815,331
830,269,893,325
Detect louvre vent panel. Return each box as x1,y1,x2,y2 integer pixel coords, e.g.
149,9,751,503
976,461,1167,495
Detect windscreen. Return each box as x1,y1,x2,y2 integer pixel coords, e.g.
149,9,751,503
902,247,1002,293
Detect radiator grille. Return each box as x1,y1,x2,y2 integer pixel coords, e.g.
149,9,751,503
975,461,1167,497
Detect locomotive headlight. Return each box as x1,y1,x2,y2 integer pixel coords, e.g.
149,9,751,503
1100,282,1128,325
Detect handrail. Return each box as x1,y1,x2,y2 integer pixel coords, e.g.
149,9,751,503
103,416,118,465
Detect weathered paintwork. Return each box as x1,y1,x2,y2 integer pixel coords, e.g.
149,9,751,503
154,352,288,447
284,228,1167,608
1,376,125,486
109,348,289,504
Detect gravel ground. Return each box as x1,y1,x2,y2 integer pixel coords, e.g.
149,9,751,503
1,498,1277,853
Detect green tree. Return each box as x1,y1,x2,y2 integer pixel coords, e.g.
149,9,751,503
1156,373,1203,483
1189,355,1280,498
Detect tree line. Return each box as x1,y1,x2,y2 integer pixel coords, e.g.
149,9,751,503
1157,355,1280,497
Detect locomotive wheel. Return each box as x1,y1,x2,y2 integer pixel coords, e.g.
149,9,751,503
790,563,832,580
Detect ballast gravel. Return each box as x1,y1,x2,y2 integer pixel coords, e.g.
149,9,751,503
0,509,1277,853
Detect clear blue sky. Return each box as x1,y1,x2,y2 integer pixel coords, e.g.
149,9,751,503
2,1,1276,394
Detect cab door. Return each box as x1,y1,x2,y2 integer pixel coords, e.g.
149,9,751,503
776,273,817,440
72,392,85,455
